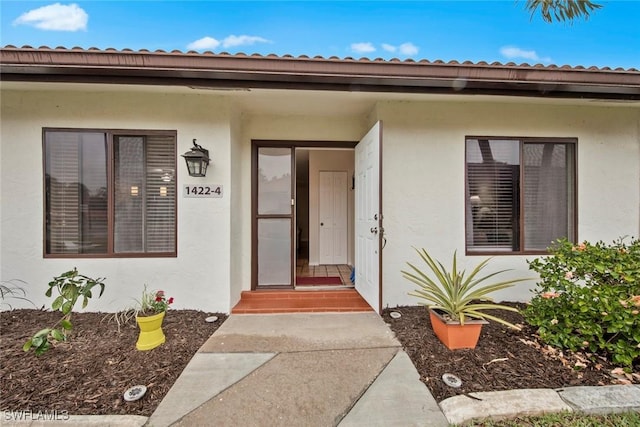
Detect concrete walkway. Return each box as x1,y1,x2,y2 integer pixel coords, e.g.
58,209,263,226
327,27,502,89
147,312,448,427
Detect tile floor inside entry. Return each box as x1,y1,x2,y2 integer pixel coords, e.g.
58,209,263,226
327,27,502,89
296,258,354,287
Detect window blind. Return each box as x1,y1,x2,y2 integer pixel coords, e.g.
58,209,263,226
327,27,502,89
466,137,576,253
45,129,175,256
523,143,574,251
45,132,107,254
145,135,176,253
466,139,519,252
114,136,145,252
114,135,176,253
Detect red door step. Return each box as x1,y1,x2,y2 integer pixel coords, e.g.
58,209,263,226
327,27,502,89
231,290,373,314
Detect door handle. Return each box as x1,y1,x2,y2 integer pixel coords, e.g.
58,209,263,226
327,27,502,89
370,227,378,234
320,222,324,226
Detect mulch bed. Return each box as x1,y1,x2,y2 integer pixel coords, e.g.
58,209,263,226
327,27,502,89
0,309,226,416
382,304,639,402
2,305,638,416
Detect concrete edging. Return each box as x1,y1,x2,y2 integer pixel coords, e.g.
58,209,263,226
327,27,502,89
0,413,147,427
557,384,640,414
439,385,640,425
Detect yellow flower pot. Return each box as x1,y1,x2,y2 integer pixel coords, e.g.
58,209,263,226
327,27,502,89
135,311,166,351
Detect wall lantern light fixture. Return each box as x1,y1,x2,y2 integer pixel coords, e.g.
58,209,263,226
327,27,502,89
182,139,210,177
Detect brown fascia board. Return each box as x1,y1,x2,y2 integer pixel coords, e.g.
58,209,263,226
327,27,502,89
1,46,640,100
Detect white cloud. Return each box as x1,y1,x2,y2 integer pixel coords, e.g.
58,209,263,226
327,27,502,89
380,42,418,56
351,42,376,54
187,37,221,50
381,44,396,53
13,3,88,31
221,35,269,48
398,42,419,56
187,35,269,51
500,46,551,63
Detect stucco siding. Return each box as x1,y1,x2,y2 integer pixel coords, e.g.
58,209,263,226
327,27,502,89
229,106,244,309
2,87,638,313
378,100,640,307
1,89,233,313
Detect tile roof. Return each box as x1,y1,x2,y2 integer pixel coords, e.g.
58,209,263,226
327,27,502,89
3,45,637,72
1,45,639,100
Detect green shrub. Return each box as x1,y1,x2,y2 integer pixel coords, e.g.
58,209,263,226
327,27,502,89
524,237,640,368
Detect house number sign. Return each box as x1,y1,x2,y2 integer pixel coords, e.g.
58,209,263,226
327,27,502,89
183,185,223,198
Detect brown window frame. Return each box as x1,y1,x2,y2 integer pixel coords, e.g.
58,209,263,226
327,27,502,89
465,136,578,256
43,128,178,258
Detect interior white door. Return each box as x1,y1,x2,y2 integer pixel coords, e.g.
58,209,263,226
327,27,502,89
355,121,382,313
319,171,348,264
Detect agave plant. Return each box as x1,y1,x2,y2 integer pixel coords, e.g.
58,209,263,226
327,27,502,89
402,248,529,330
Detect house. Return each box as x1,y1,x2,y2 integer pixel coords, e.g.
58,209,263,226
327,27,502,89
1,45,639,314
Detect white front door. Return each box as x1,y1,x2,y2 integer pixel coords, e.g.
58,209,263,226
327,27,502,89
355,121,382,313
319,171,348,264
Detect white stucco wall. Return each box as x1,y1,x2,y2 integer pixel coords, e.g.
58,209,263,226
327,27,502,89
2,86,638,313
229,106,244,309
377,100,640,307
0,89,233,313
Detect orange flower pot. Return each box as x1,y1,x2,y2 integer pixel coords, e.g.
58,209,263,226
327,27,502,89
429,308,487,350
135,311,166,351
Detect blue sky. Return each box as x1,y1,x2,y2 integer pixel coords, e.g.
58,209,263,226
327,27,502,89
1,1,638,69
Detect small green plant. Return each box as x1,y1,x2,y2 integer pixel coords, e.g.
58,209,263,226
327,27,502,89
0,279,33,309
23,268,105,356
524,237,640,368
402,248,529,329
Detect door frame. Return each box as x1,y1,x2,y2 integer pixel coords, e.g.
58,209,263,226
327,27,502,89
251,140,357,290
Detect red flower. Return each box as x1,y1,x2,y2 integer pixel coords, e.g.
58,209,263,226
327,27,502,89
156,290,165,297
168,297,174,304
155,296,163,302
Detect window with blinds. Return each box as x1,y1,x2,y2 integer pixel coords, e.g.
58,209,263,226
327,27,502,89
45,129,176,257
465,137,576,254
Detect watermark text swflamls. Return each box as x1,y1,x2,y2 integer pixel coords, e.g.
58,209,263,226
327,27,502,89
4,410,70,421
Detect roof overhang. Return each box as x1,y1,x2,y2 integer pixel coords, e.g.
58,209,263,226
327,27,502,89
1,46,639,100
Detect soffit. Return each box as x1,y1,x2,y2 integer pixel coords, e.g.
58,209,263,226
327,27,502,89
2,81,638,118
